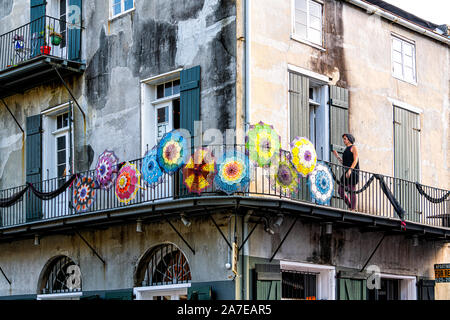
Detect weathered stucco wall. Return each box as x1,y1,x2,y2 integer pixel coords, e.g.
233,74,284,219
343,4,449,189
0,0,236,189
248,0,449,190
0,213,234,296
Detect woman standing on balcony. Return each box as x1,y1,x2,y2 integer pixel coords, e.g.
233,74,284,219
332,134,359,211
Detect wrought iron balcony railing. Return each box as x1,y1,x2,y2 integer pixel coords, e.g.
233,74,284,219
0,15,82,71
0,145,448,230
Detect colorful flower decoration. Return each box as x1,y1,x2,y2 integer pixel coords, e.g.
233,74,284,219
245,121,281,168
308,161,334,205
157,131,188,174
183,148,216,194
270,160,299,196
214,151,250,194
290,137,317,177
115,162,141,204
95,150,119,190
141,147,164,187
73,175,96,212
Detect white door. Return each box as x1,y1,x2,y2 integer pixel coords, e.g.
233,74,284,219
48,0,68,59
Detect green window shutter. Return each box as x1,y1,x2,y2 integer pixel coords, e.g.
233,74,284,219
417,279,435,300
255,264,281,300
329,85,349,165
289,72,309,140
104,288,133,300
68,0,82,61
394,106,420,222
30,0,46,57
180,66,201,140
26,115,43,222
188,286,212,300
339,278,366,300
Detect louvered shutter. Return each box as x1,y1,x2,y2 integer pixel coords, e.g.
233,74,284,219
255,264,281,300
178,66,201,197
30,0,46,57
329,85,349,165
339,278,367,300
68,0,82,61
26,115,43,222
394,106,421,222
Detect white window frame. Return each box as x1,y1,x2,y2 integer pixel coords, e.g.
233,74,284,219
391,34,417,85
133,283,191,300
37,292,82,300
280,261,336,300
291,0,325,50
378,273,417,300
140,68,182,156
109,0,135,20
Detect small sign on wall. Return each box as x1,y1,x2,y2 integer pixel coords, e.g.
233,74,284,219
434,264,450,283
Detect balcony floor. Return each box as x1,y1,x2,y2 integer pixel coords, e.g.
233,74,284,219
0,55,85,99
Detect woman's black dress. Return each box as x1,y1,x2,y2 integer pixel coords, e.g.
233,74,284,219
340,145,359,186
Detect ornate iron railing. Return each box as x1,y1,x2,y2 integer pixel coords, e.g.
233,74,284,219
0,15,82,71
0,145,448,230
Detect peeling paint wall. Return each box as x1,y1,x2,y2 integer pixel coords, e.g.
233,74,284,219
0,213,234,296
0,0,236,188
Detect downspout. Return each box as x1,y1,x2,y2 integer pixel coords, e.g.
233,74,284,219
241,0,251,300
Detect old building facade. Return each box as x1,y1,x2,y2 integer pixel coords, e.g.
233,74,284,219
0,0,448,300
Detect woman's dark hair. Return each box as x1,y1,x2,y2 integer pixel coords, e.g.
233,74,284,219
342,133,355,144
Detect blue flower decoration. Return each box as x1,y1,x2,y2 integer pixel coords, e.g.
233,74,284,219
308,162,334,205
142,147,164,187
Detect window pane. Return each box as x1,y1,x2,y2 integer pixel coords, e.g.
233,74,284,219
57,136,66,150
157,107,168,124
392,38,402,51
295,23,307,38
157,84,164,99
164,82,173,97
403,43,413,56
403,55,413,67
173,79,180,95
310,15,321,30
392,51,402,63
404,66,415,82
113,2,121,15
393,62,403,78
309,1,322,18
309,28,321,45
124,0,134,11
295,0,307,11
295,10,307,25
57,164,66,178
57,150,66,165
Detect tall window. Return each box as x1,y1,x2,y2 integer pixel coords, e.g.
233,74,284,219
392,35,416,83
293,0,323,46
111,0,134,18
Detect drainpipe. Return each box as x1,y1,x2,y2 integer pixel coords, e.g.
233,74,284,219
344,0,450,45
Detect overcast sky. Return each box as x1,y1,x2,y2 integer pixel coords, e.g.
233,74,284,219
382,0,449,25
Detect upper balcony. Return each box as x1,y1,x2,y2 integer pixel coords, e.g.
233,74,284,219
0,145,448,243
0,15,85,99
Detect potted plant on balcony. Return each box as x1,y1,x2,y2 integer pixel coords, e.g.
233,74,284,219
39,30,51,55
48,26,63,46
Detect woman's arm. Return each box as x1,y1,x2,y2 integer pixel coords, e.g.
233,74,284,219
332,150,343,164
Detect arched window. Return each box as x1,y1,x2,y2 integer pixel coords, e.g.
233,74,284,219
136,243,191,287
39,255,82,295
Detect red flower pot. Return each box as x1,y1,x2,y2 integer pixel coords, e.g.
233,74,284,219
40,45,51,55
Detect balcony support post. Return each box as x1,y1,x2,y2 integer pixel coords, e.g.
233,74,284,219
238,215,263,252
0,265,11,285
1,98,24,134
73,228,106,265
